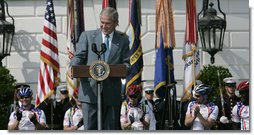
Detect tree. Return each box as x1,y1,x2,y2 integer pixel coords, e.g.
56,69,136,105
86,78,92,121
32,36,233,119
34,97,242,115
199,64,232,102
0,66,16,129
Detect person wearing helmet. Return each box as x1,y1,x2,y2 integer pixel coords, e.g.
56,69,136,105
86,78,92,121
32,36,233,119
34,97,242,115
14,84,31,108
184,84,219,130
231,81,249,130
215,77,240,130
8,86,47,130
120,85,151,130
8,84,31,126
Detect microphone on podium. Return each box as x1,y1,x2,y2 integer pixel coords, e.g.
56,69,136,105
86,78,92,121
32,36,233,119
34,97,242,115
100,43,107,55
92,43,98,55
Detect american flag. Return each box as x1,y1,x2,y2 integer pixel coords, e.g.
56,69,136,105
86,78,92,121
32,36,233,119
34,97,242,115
36,0,60,107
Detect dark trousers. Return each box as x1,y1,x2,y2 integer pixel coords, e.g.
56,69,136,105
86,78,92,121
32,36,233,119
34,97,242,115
81,102,120,130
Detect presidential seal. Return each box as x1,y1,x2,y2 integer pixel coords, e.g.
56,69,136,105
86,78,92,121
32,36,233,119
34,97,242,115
89,60,110,81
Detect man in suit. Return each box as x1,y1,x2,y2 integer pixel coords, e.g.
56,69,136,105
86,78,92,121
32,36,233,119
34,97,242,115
68,7,130,130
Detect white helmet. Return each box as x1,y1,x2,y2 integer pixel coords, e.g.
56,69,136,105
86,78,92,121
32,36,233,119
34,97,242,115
193,84,211,96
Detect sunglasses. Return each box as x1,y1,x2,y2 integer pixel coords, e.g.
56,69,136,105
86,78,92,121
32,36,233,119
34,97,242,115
194,94,201,98
145,91,154,94
129,95,139,99
20,96,31,99
225,84,236,87
60,91,68,94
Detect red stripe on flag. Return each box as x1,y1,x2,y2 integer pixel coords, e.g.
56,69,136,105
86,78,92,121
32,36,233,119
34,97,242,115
39,68,46,96
35,95,41,106
42,39,59,54
43,26,57,40
40,51,60,69
44,63,54,90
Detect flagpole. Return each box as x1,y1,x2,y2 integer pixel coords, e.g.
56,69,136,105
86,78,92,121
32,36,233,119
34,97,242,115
166,55,173,130
192,44,196,87
50,95,54,130
160,48,175,130
97,82,102,130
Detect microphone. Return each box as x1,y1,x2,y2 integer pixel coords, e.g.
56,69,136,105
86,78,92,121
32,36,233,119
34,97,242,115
100,43,107,55
92,43,98,54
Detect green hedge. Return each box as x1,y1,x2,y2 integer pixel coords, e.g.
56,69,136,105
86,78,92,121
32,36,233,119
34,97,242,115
0,66,16,129
199,64,232,102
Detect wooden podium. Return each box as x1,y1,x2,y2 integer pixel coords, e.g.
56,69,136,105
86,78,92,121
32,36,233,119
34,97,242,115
72,64,127,130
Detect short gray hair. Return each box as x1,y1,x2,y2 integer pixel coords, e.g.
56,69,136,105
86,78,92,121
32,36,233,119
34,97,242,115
100,7,118,22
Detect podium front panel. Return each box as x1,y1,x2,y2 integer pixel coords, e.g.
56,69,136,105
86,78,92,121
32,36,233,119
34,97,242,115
72,64,127,78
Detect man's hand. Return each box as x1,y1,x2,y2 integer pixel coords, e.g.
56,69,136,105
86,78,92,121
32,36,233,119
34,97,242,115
194,106,200,116
16,110,22,121
139,113,145,122
67,67,73,79
77,118,84,128
139,117,144,122
129,114,135,124
29,112,38,124
220,116,229,124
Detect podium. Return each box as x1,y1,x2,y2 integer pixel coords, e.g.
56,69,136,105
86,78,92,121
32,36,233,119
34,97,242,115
72,64,127,78
72,64,127,130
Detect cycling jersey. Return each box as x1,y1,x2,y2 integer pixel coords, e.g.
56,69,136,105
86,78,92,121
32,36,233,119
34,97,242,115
231,102,249,130
63,106,84,130
120,100,151,130
8,105,46,130
186,101,219,130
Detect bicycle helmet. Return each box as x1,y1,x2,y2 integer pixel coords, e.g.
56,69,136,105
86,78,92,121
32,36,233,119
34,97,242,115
237,81,249,91
192,83,211,96
127,85,142,96
18,86,33,97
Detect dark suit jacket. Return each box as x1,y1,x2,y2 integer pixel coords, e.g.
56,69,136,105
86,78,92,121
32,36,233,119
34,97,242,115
70,29,130,106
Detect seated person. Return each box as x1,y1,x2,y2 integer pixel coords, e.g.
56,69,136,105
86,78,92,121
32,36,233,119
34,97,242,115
63,95,84,130
231,81,249,130
185,84,219,130
120,85,151,130
8,86,47,130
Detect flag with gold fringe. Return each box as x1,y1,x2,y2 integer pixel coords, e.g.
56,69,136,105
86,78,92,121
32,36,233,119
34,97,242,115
181,0,200,102
36,0,60,107
66,0,84,97
125,0,143,92
154,0,176,99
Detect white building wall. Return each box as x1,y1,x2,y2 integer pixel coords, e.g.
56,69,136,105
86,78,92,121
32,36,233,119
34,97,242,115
2,0,249,98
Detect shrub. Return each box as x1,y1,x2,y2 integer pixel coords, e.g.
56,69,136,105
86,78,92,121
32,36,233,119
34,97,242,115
199,64,232,102
0,66,16,129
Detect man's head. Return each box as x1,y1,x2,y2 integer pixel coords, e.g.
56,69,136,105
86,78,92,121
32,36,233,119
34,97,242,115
223,77,237,97
18,86,33,107
100,7,119,35
127,85,142,105
192,84,211,104
57,85,69,99
15,84,30,100
144,86,154,101
237,81,249,105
